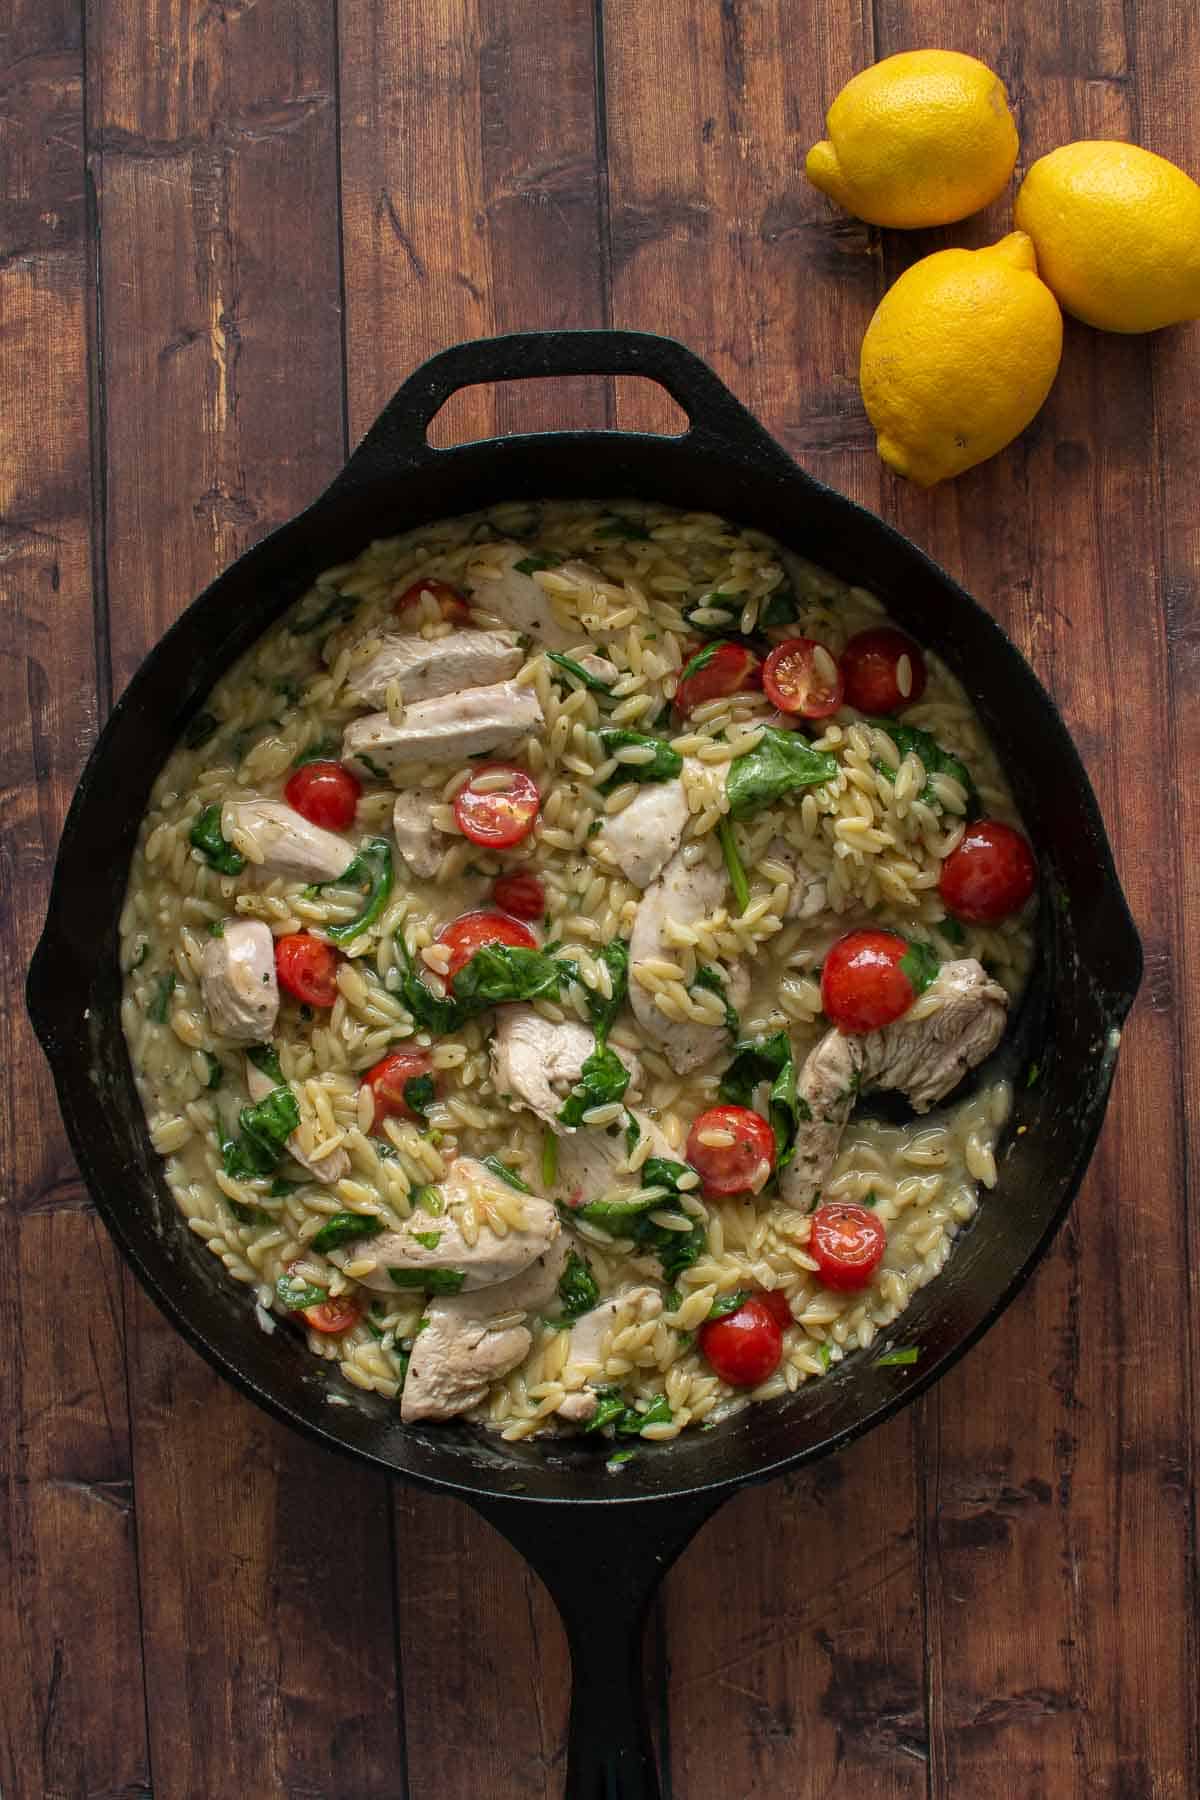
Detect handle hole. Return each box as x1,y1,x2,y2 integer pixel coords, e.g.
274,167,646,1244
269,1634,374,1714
427,375,690,449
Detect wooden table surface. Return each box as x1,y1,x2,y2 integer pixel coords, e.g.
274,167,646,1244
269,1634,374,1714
4,0,1197,1794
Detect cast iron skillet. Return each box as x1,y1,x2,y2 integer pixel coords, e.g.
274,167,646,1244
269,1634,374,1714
29,331,1140,1797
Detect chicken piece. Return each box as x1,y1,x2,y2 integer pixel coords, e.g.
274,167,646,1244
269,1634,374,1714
491,1008,641,1130
628,849,745,1075
596,774,692,889
342,680,543,771
200,920,280,1043
780,958,1009,1209
465,541,594,652
222,798,353,884
391,791,446,880
244,1055,350,1185
348,628,523,708
552,1107,676,1207
572,651,619,685
400,1234,571,1423
762,838,830,922
331,1156,560,1293
556,1283,664,1424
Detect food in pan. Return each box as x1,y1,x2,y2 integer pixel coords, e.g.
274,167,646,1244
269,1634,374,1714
121,499,1035,1441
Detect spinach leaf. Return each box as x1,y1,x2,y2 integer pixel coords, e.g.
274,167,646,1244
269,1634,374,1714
597,729,683,788
575,1156,706,1282
183,710,219,750
410,1183,444,1213
451,943,562,1010
402,1072,436,1118
207,919,225,938
276,1272,327,1310
226,1195,273,1227
221,1086,300,1180
148,972,176,1024
682,592,741,635
595,516,651,540
677,641,721,684
584,1389,628,1433
717,816,749,913
189,804,246,876
412,1231,442,1251
871,721,980,816
725,729,839,821
556,1044,631,1128
293,734,341,769
899,938,940,997
290,592,357,636
269,1177,302,1198
718,1031,800,1166
310,1212,384,1253
578,939,629,1044
557,1250,599,1322
247,1042,284,1085
876,1346,920,1367
692,965,739,1039
937,915,966,947
513,551,564,576
584,1388,673,1436
314,838,393,946
202,1051,223,1091
387,1266,466,1295
759,580,798,630
541,1129,559,1188
483,1155,532,1193
131,940,150,967
355,751,391,782
546,651,615,694
707,1288,750,1320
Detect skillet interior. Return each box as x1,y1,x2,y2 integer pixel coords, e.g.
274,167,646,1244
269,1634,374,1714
29,331,1141,1509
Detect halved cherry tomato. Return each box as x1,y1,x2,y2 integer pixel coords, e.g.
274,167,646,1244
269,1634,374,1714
436,909,537,980
820,928,917,1034
810,1203,887,1292
685,1104,776,1197
275,932,340,1007
674,641,761,716
361,1048,436,1133
283,760,361,832
394,577,471,623
757,1289,794,1330
939,820,1036,924
453,765,541,849
841,626,927,715
762,637,844,719
301,1294,362,1334
698,1296,783,1388
492,870,546,921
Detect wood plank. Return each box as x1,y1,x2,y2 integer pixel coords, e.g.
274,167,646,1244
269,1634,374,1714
0,2,152,1792
864,8,1196,1796
602,5,930,1793
86,2,406,1791
336,1,607,1789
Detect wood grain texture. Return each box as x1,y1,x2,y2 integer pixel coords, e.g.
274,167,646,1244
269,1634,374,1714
0,4,151,1793
86,1,404,1792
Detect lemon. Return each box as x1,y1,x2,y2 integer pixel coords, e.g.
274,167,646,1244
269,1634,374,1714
859,231,1063,485
806,50,1018,229
1015,141,1200,332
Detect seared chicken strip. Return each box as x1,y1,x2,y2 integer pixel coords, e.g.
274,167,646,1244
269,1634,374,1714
628,849,745,1075
222,798,353,883
200,920,279,1043
348,628,522,708
343,680,542,771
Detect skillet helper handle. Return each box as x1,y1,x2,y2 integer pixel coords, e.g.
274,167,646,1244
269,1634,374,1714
472,1490,725,1799
326,329,794,493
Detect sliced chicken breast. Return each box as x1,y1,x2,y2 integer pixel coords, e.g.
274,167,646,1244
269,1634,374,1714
200,920,280,1043
556,1283,664,1424
596,773,693,889
780,958,1009,1210
343,680,543,771
348,628,523,708
221,798,353,883
491,1008,641,1129
244,1056,350,1185
552,1107,676,1207
464,541,593,652
400,1234,571,1423
391,791,446,880
628,849,744,1075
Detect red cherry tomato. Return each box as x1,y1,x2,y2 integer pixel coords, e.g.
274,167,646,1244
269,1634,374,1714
757,1289,794,1330
275,933,340,1008
674,641,761,716
939,820,1037,924
685,1105,776,1197
301,1295,362,1334
491,870,546,921
453,765,541,849
283,760,361,831
437,909,538,981
698,1297,784,1388
820,928,917,1034
841,627,928,715
394,577,471,623
810,1203,887,1291
361,1048,436,1132
762,637,844,718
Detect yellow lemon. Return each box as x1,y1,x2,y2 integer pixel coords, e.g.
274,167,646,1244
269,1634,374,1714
1014,140,1200,332
859,231,1063,486
806,49,1018,229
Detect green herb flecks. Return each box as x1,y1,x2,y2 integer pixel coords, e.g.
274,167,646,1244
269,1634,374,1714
541,1129,559,1189
412,1231,442,1251
876,1346,920,1367
716,816,750,914
725,728,839,821
148,972,177,1024
207,918,225,938
483,1155,532,1193
189,804,246,876
310,1212,384,1253
410,1184,443,1213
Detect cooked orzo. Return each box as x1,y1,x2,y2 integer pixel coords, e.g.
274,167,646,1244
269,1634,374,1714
120,499,1035,1443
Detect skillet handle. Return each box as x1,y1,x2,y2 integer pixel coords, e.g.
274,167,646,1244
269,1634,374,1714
469,1490,726,1798
326,329,793,494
